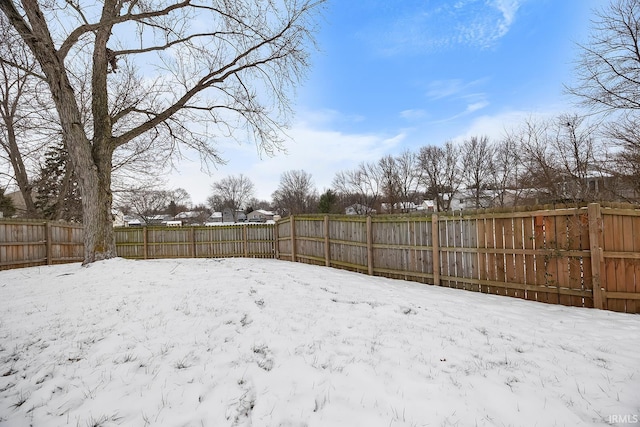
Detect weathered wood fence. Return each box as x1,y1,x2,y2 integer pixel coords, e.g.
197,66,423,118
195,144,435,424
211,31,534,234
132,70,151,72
0,220,83,270
114,224,277,259
277,203,640,314
2,203,639,314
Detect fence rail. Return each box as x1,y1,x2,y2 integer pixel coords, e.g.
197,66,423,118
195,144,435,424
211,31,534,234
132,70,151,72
1,203,639,314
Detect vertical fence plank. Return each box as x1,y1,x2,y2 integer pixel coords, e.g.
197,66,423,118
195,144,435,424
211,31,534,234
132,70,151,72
555,214,572,306
476,217,487,293
622,215,635,313
533,215,548,303
432,214,440,286
503,218,516,298
45,222,52,265
523,216,536,301
243,225,248,258
366,216,374,276
290,216,297,263
512,217,525,299
603,212,619,311
324,216,330,267
588,203,604,309
630,215,640,313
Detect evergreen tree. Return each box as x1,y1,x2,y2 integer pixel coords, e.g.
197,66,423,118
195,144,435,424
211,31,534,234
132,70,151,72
318,189,339,214
34,144,82,222
0,188,16,218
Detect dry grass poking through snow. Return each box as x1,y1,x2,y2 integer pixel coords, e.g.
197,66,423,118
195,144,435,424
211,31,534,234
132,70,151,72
0,258,639,426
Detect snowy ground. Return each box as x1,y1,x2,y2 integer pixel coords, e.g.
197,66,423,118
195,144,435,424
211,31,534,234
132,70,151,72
0,258,638,427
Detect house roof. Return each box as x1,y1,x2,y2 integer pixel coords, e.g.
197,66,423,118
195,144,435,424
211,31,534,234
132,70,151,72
250,209,274,216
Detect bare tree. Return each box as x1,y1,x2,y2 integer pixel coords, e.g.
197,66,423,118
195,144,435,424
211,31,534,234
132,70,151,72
550,114,605,202
567,0,640,113
605,115,640,198
566,0,640,201
491,132,524,207
209,174,254,222
395,150,422,210
460,136,494,209
0,0,324,263
272,169,317,215
378,155,401,213
377,150,421,213
117,188,172,225
517,118,563,203
0,14,50,217
332,161,383,214
418,141,460,211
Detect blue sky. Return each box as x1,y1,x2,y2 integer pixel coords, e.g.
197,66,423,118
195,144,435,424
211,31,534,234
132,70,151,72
168,0,602,205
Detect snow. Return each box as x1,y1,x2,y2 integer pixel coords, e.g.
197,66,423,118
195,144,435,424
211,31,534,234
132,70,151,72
1,258,638,427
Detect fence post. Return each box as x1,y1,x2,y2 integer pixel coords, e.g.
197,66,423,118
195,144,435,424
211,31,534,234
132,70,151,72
273,221,279,259
290,215,296,262
432,214,440,286
45,222,53,265
143,226,148,260
243,225,248,258
324,215,330,267
366,216,374,276
588,203,604,309
191,227,197,258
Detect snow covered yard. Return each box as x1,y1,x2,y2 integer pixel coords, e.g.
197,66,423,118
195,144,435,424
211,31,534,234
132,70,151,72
0,258,638,427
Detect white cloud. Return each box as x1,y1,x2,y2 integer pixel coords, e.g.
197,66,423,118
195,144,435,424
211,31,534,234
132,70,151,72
450,107,559,143
372,0,525,55
426,78,488,100
400,109,429,120
466,101,490,113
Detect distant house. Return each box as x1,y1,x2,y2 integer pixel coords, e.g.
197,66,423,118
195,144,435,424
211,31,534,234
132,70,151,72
147,214,173,225
112,210,125,227
175,210,209,225
345,204,376,215
246,209,275,222
417,200,435,212
206,212,223,223
381,201,418,213
222,208,247,223
123,216,142,227
450,189,496,211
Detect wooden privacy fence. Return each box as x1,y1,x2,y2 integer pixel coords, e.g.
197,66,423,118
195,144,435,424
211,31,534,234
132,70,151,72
114,224,277,259
0,220,83,270
2,204,639,314
277,203,640,314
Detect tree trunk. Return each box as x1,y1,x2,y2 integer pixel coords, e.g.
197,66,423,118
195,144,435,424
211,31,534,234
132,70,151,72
0,0,117,264
80,167,116,263
3,119,37,216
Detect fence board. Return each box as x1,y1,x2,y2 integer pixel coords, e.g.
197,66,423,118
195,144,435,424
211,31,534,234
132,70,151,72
512,217,525,299
503,217,516,298
523,216,536,301
603,213,622,312
477,217,488,293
